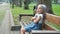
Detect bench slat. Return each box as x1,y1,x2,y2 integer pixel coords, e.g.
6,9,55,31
46,13,60,26
31,30,60,34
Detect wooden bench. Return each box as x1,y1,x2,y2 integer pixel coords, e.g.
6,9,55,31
19,14,34,34
19,13,60,34
31,13,60,34
31,30,60,34
19,14,34,21
19,14,34,27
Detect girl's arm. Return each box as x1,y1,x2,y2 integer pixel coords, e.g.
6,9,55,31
34,16,41,23
31,17,36,21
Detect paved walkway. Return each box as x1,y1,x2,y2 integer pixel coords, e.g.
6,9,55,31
0,7,10,34
0,3,15,34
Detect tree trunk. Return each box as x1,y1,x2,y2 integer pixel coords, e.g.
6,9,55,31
37,0,53,14
12,0,14,8
37,0,43,5
54,0,58,4
24,0,29,9
16,0,19,6
10,0,12,4
19,0,22,7
13,0,17,6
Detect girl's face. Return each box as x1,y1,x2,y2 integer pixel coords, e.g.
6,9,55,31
36,6,43,14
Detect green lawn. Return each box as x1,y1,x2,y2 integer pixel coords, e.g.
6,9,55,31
11,4,60,30
52,4,60,16
11,6,33,25
46,21,60,30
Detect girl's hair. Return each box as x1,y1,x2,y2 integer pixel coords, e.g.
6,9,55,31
38,4,47,17
37,4,47,13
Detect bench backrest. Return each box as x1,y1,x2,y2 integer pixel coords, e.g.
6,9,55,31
45,13,60,26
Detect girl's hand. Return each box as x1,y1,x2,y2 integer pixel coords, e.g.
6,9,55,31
31,17,36,21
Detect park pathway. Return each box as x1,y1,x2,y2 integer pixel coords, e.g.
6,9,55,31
0,3,15,34
0,7,11,34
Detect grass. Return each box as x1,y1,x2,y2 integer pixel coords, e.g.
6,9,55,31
46,21,60,30
52,4,60,16
11,4,60,30
11,6,33,25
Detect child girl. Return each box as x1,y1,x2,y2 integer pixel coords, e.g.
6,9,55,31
20,4,47,34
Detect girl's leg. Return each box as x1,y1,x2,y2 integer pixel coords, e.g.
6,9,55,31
20,22,34,34
20,27,26,34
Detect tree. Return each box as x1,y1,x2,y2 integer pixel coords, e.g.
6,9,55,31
19,0,22,7
12,0,14,8
10,0,12,4
54,0,58,4
37,0,53,14
24,0,29,9
15,0,19,7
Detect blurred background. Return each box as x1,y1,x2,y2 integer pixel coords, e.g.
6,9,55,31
9,0,60,25
0,0,60,34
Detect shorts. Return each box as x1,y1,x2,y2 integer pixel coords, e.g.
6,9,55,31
24,22,42,32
